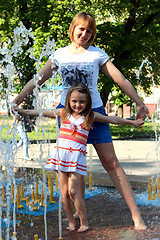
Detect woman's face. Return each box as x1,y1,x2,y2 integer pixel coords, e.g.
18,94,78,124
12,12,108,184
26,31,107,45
73,23,92,46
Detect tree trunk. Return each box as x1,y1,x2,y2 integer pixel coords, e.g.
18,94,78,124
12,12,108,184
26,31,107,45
117,105,123,118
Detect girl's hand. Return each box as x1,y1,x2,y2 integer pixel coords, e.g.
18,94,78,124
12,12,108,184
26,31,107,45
11,103,18,115
133,118,144,128
14,107,26,116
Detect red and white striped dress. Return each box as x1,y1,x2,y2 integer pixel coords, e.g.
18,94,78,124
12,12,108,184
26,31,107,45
45,113,90,176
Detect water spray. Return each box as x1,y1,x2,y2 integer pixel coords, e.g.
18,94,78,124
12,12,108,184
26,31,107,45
0,21,57,239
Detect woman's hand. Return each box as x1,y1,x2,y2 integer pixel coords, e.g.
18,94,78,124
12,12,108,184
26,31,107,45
136,104,151,120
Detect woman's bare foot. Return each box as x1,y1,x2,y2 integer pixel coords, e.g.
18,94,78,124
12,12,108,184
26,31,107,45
78,225,89,233
134,222,147,231
133,216,147,230
66,224,76,231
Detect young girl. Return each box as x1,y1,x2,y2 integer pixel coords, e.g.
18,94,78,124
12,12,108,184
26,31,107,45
15,83,144,232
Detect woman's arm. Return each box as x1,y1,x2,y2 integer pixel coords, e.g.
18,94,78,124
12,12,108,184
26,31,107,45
94,112,144,128
101,60,151,119
12,59,57,106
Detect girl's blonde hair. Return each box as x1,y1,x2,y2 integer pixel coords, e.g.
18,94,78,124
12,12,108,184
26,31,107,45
69,12,96,45
61,83,93,129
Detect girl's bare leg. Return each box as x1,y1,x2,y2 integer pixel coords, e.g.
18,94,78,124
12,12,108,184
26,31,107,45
60,171,75,230
94,142,146,230
69,172,89,232
73,175,85,219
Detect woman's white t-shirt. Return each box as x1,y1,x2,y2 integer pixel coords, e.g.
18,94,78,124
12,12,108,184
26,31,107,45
49,45,109,108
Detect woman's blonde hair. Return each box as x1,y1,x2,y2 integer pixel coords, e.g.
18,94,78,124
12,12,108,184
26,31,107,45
61,83,93,129
69,12,96,45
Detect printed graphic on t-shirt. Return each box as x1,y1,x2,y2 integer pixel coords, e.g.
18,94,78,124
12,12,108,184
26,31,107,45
60,63,93,88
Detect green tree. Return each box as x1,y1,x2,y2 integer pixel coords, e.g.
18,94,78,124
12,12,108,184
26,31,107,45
95,0,160,104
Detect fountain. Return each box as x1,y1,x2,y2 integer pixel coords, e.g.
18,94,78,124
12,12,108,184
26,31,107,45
0,22,59,240
135,59,160,202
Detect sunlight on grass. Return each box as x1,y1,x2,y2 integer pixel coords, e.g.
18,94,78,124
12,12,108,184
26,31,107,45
0,117,57,142
110,122,157,138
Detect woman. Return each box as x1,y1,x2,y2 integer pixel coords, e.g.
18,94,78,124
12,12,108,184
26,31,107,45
12,12,150,230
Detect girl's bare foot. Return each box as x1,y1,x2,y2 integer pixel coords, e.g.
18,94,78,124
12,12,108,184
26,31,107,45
66,224,76,231
73,212,79,219
78,225,89,233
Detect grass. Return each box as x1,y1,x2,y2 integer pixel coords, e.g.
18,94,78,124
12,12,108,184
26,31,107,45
0,117,57,142
110,122,156,139
0,116,158,142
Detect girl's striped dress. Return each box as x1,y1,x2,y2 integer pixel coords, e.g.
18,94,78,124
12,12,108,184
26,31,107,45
45,113,90,176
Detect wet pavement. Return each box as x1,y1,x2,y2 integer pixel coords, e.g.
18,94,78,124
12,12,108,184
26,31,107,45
13,187,160,240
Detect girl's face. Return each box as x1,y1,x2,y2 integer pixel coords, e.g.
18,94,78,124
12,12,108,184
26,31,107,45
69,90,87,114
73,23,92,46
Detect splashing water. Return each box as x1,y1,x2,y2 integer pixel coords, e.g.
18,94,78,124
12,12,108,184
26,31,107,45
135,59,160,201
138,59,159,173
0,22,62,239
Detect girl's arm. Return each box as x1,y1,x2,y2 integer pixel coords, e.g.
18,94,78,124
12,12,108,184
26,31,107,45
94,112,144,128
101,60,151,120
12,59,57,106
15,107,62,118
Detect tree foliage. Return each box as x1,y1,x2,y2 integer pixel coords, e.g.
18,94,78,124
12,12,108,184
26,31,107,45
0,0,159,106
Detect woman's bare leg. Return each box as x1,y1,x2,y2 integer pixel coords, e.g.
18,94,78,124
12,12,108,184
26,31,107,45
94,142,147,230
69,172,89,232
60,171,75,230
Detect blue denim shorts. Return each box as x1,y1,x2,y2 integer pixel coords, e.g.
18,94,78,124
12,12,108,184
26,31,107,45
56,103,112,144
